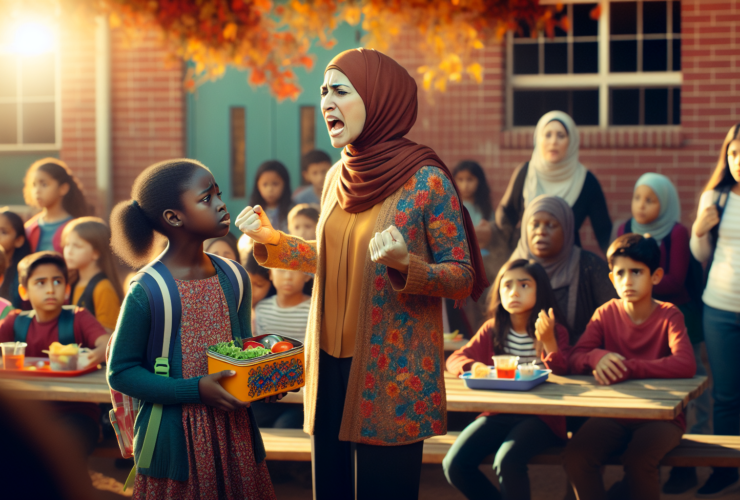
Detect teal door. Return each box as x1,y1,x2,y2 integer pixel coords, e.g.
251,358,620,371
186,23,360,221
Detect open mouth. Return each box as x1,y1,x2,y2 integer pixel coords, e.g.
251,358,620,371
220,213,231,223
327,118,345,137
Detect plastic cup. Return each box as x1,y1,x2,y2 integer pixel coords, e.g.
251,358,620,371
518,363,536,378
1,342,27,370
492,355,519,379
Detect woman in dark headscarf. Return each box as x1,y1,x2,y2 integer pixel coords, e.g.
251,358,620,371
512,195,617,344
496,111,612,255
237,48,487,500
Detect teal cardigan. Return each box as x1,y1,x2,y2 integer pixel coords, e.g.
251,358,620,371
107,266,265,482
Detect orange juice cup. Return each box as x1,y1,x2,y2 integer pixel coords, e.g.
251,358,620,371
1,342,27,370
492,355,519,379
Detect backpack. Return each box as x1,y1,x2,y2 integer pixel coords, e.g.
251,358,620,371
107,253,248,490
13,306,76,344
705,184,733,283
71,272,106,318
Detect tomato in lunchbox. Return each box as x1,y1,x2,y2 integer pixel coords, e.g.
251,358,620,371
271,341,294,353
244,341,263,350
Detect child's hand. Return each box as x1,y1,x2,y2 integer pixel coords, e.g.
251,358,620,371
198,370,251,411
694,204,720,238
236,205,280,245
593,352,628,385
534,308,558,354
369,226,409,273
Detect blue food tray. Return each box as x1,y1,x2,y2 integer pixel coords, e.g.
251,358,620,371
460,369,551,391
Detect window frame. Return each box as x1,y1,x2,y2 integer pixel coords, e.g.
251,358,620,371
506,0,682,129
0,42,62,152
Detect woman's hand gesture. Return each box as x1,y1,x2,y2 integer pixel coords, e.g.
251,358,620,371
694,204,720,238
236,205,280,245
534,308,559,355
199,370,251,412
369,226,410,274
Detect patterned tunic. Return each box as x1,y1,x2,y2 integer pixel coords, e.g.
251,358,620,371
134,275,275,500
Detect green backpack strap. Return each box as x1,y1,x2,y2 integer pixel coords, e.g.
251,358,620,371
13,310,35,342
58,306,76,345
0,303,13,321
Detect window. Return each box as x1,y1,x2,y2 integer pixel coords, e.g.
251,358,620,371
230,107,246,198
507,1,682,128
300,106,316,156
0,51,60,150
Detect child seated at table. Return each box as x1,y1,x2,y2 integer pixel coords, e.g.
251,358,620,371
564,233,696,500
444,259,571,500
0,251,110,454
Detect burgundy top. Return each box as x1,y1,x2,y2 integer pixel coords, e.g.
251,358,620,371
446,320,571,440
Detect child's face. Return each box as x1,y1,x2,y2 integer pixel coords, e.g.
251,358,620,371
727,139,740,183
499,267,537,315
289,214,317,241
248,272,271,308
0,214,24,256
632,185,661,225
207,240,238,261
20,264,68,314
270,268,309,297
304,162,331,191
63,230,98,271
454,170,479,202
609,256,663,303
527,211,564,259
168,169,230,239
258,171,285,207
32,170,69,209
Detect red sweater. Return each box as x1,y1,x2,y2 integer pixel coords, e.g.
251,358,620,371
446,319,571,439
569,299,696,430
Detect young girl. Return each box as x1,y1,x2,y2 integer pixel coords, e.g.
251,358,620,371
248,160,293,233
107,159,276,500
444,259,571,500
204,232,239,262
689,124,740,497
0,210,31,308
62,217,124,332
23,158,91,253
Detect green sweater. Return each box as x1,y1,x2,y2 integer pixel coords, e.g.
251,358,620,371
107,266,265,482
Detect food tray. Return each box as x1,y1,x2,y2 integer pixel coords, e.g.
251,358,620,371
460,369,551,391
207,334,305,403
0,357,100,378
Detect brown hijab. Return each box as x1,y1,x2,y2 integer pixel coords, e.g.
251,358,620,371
325,48,488,301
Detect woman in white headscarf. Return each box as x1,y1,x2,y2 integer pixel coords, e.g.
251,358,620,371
496,111,612,255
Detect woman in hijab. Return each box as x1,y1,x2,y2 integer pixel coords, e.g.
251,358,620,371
513,195,616,344
496,111,612,255
237,48,487,500
617,173,709,494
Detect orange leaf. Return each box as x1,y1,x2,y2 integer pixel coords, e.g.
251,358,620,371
590,5,602,20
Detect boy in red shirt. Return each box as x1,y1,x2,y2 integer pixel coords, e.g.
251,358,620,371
564,233,696,500
0,252,109,454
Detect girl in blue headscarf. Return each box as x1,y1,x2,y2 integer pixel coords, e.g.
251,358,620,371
617,172,709,495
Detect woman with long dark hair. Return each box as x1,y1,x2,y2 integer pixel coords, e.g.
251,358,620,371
237,48,486,500
0,210,32,308
689,124,740,496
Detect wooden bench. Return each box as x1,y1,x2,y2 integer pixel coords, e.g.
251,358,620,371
258,429,740,468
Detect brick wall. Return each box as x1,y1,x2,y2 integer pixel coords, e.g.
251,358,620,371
386,0,739,254
111,29,184,203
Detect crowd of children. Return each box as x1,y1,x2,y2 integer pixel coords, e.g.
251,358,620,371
2,121,740,499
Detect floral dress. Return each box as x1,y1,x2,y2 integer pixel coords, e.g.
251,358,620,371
134,275,276,500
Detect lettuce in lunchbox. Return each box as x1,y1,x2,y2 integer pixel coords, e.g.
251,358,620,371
208,341,272,360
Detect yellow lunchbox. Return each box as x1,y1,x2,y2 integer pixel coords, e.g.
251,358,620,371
207,334,305,402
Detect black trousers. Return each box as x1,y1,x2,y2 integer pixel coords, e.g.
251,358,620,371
312,350,424,500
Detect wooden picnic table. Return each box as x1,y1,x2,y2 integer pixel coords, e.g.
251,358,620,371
0,369,707,420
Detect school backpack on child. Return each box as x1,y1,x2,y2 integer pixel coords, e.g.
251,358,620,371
106,252,248,490
71,272,106,318
13,305,76,344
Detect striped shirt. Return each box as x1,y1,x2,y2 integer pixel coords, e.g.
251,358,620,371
504,329,542,366
254,295,310,344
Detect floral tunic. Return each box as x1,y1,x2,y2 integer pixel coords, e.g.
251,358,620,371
134,275,275,500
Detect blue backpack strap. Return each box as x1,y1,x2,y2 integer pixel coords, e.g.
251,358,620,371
624,218,632,234
58,306,76,345
207,253,246,312
13,310,35,343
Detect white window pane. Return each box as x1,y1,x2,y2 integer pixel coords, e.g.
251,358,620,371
21,53,55,98
0,103,17,144
0,55,17,99
22,102,54,143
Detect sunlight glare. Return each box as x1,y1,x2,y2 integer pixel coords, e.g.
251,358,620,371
11,21,54,55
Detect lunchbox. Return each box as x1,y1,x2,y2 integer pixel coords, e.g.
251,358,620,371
206,334,305,402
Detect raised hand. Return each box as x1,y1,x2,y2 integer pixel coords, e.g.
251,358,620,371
369,225,410,274
694,204,720,238
198,370,251,411
235,205,280,245
534,308,558,355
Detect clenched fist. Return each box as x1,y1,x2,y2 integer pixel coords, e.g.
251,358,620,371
235,205,280,245
369,225,410,274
